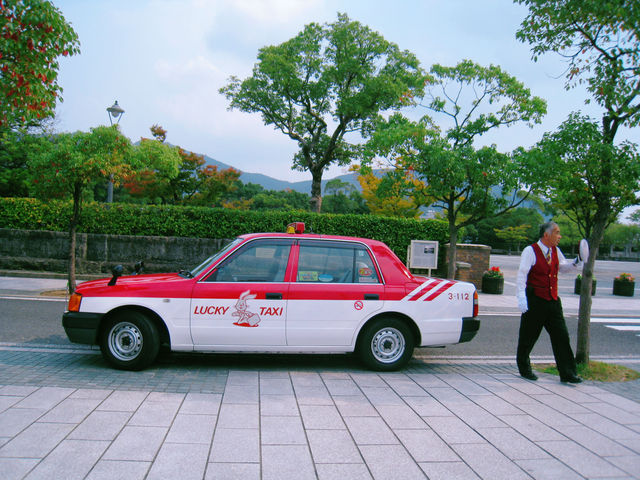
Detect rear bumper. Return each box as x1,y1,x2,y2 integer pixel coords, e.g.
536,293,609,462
459,316,480,343
62,312,103,345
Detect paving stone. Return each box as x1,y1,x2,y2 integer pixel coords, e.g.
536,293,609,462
395,428,459,462
165,413,216,444
0,396,22,413
536,439,628,478
553,424,636,457
261,415,306,445
0,386,38,397
14,386,74,410
469,393,522,416
102,426,166,461
333,395,378,417
531,393,592,415
360,386,403,406
0,407,45,437
569,412,640,441
40,397,103,423
0,457,39,480
584,401,640,425
498,414,566,442
376,404,426,429
404,395,452,417
179,392,222,415
69,388,112,400
23,439,108,480
222,384,259,404
316,463,372,480
324,378,361,396
452,442,532,480
0,421,75,458
205,462,260,480
407,373,450,389
477,426,549,460
260,377,293,395
516,399,581,428
344,416,398,445
146,442,209,480
419,461,481,480
300,404,345,429
97,390,149,412
359,444,425,480
307,429,361,463
262,445,316,480
261,394,299,416
515,457,583,480
350,373,386,388
604,454,640,478
293,385,333,406
217,403,259,429
422,415,484,444
290,372,324,388
68,411,131,441
85,459,150,480
210,428,260,463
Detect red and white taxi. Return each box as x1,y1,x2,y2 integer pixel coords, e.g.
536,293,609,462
63,223,479,371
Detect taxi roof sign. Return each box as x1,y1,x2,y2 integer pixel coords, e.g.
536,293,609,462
287,222,305,234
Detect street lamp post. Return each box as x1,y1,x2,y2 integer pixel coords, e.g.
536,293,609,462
105,101,125,202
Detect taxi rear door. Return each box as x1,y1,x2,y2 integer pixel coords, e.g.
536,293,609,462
286,240,384,346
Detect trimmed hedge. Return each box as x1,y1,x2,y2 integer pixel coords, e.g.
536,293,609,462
0,197,448,262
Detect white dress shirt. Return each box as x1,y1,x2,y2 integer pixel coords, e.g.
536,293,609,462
516,240,581,309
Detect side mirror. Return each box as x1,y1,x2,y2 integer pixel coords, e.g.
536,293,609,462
134,261,145,275
108,264,124,286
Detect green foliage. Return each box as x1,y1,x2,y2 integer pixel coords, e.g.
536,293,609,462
469,207,542,249
0,197,449,262
0,0,80,129
220,12,425,211
527,113,640,240
516,0,640,134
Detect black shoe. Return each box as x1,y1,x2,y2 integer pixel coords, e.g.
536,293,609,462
520,371,538,381
560,375,583,384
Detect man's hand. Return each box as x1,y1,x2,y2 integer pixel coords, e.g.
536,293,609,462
518,297,528,313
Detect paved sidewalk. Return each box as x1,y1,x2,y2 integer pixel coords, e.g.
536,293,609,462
1,272,639,479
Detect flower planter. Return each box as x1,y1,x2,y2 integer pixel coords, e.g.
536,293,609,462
613,280,635,297
482,276,504,294
574,277,596,295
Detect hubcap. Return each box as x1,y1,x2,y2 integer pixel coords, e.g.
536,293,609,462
371,327,405,363
108,322,143,361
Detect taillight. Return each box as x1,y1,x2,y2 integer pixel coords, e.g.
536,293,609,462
473,290,479,317
68,293,82,312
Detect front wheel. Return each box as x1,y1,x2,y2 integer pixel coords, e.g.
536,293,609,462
357,317,414,371
100,311,160,371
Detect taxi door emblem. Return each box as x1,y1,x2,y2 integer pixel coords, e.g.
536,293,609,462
232,291,261,327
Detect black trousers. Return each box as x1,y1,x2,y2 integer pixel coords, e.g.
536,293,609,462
516,292,577,379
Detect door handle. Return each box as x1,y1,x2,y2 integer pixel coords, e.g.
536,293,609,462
364,294,379,300
266,292,283,300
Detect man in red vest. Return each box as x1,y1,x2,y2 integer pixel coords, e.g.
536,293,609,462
516,221,583,383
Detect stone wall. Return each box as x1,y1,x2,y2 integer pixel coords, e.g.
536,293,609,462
0,228,229,274
442,243,491,288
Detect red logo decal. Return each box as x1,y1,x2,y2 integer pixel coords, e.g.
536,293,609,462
354,300,364,311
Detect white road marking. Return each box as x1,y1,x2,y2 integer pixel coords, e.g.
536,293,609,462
0,295,66,302
591,317,640,323
605,325,640,331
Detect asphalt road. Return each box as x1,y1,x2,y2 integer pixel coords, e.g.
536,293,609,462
1,296,638,361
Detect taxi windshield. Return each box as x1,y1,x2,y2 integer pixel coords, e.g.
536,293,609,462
189,238,243,277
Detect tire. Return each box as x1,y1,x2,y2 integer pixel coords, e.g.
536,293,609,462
100,311,160,371
357,317,414,371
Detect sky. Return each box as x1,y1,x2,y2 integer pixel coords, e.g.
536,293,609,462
51,1,639,194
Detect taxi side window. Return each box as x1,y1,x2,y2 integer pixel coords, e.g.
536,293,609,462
206,240,291,283
297,243,379,284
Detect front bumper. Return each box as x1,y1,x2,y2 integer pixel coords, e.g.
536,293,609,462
459,316,480,343
62,312,103,345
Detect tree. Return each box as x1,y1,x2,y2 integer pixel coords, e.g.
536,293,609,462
494,224,530,254
365,59,546,277
220,13,425,212
28,126,133,292
357,168,423,218
469,206,543,249
516,0,640,364
1,0,80,130
123,125,238,206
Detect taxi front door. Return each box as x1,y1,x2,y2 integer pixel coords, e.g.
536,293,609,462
190,239,293,347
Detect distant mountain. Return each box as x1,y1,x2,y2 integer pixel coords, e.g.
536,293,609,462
199,152,362,193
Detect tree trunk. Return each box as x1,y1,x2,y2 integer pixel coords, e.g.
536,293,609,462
446,214,458,279
576,211,607,365
309,168,323,213
67,183,82,294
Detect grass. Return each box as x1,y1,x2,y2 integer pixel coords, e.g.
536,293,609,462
534,361,640,382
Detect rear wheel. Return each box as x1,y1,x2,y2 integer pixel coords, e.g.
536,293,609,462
357,317,414,371
100,311,159,371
